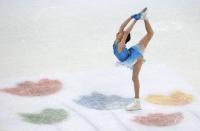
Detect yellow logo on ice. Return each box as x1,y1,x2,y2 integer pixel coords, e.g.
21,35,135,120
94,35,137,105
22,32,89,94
146,90,193,106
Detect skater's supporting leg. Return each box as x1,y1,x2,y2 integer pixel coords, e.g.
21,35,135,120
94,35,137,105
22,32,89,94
132,57,143,98
139,19,154,48
126,57,143,111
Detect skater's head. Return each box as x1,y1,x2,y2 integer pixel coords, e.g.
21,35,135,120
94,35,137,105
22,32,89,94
116,31,131,44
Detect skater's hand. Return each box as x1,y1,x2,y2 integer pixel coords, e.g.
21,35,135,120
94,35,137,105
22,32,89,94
131,14,140,20
131,8,148,20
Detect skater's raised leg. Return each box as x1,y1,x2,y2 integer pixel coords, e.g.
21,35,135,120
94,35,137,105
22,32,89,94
138,19,154,49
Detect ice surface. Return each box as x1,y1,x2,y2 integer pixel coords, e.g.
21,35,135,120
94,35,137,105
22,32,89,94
19,108,67,124
0,0,199,92
146,90,193,106
0,79,62,96
133,112,184,126
0,0,200,130
74,91,133,110
0,64,200,131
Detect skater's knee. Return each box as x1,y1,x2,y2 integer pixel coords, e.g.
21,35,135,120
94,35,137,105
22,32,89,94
147,31,154,39
137,57,144,62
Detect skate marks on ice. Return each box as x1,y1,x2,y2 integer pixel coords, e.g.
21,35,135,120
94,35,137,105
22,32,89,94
74,91,132,110
0,79,62,96
60,102,101,131
146,90,193,106
132,112,184,126
19,108,67,124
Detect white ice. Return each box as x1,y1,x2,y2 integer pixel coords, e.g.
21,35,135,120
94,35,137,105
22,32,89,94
0,0,200,131
0,64,200,131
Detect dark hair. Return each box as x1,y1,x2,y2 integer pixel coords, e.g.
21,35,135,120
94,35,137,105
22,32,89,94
125,33,131,44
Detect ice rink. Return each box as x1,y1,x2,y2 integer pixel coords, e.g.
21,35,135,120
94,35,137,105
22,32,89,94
0,0,200,131
0,64,200,131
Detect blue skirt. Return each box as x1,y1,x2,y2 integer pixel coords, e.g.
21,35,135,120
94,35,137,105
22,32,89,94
115,43,146,69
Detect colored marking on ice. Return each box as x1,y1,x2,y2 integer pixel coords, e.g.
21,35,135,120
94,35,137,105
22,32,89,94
146,90,193,106
19,108,67,124
0,79,62,96
74,91,132,110
133,112,184,126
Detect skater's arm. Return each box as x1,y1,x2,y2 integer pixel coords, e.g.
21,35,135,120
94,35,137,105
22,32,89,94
119,20,136,45
124,20,136,34
119,31,129,46
118,17,132,33
116,30,129,52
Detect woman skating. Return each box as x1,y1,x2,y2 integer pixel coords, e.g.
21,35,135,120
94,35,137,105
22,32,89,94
112,7,154,111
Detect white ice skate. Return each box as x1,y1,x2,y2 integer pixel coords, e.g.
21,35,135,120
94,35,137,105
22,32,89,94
139,7,148,20
126,99,141,111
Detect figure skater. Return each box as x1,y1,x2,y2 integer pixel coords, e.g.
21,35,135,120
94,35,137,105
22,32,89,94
112,7,154,111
